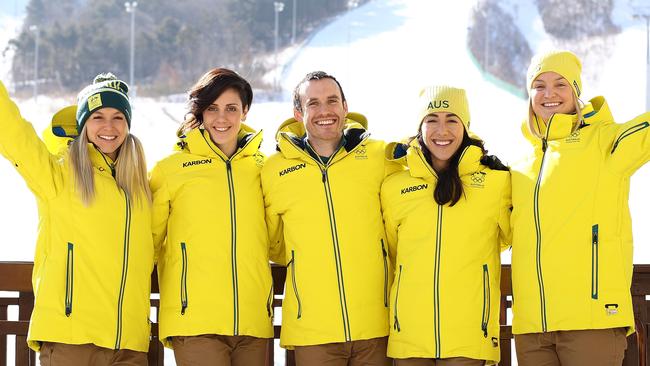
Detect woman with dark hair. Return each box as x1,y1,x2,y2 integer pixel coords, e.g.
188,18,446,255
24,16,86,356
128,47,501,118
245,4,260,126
150,68,273,365
380,86,511,365
0,74,152,365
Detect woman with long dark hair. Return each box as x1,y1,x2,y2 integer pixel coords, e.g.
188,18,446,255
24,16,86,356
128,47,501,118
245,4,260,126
381,86,511,365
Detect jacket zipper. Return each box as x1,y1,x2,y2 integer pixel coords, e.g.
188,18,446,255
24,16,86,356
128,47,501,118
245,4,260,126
592,225,599,299
434,204,443,357
284,135,360,341
114,191,131,349
322,167,352,341
65,243,74,317
289,250,302,319
225,160,240,335
201,131,256,336
532,116,553,333
611,122,650,153
180,242,188,314
381,239,389,307
393,264,402,331
481,264,491,337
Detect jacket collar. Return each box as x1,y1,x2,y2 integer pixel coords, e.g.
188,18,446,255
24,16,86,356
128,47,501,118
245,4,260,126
523,96,613,145
277,112,370,163
178,123,261,160
88,144,116,175
387,138,483,179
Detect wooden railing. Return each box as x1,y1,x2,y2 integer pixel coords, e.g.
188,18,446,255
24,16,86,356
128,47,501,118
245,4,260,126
1,262,649,366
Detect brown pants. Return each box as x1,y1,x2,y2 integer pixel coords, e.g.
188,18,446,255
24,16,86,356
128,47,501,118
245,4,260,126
39,342,147,366
172,334,270,366
294,336,391,366
515,328,627,366
394,357,484,366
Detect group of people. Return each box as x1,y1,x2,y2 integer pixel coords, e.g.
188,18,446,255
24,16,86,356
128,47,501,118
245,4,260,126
0,49,647,366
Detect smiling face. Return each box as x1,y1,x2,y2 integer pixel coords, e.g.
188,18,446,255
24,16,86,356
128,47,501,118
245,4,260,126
201,88,248,157
294,78,348,155
420,112,465,171
85,107,129,160
530,71,577,123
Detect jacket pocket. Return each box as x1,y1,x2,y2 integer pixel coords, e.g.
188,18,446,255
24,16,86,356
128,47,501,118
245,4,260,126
394,264,403,332
180,242,188,315
592,225,599,299
611,122,650,153
481,264,490,337
266,280,274,318
65,243,74,317
381,239,389,307
288,250,302,319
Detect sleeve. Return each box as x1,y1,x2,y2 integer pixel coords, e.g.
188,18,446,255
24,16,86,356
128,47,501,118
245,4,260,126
380,180,398,265
0,81,60,199
261,165,287,266
150,164,171,264
601,112,650,176
497,171,512,252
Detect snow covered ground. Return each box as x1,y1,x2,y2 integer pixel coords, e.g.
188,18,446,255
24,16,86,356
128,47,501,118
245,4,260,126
2,0,650,364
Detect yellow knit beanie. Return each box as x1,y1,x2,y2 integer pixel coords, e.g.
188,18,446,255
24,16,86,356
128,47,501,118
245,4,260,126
418,86,470,130
526,50,582,97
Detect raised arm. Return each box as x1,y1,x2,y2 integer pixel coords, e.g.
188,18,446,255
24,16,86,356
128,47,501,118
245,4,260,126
0,81,60,200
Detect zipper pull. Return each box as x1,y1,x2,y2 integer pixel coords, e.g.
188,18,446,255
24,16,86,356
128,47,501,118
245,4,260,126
226,160,232,171
321,169,327,183
542,138,548,152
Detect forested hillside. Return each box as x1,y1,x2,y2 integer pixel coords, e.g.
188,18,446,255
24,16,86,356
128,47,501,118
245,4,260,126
7,0,366,95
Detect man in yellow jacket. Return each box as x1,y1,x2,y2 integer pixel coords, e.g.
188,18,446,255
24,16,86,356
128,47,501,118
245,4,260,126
261,71,395,365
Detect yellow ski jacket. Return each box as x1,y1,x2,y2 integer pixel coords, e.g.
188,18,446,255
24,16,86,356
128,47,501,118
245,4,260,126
150,125,273,347
261,113,398,348
381,140,511,364
0,81,154,352
511,96,650,335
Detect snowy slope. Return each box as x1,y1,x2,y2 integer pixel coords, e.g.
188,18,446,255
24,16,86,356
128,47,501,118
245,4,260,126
1,1,650,266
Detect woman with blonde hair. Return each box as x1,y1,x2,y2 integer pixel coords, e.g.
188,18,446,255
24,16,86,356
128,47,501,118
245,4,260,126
150,67,273,366
0,73,153,365
381,85,511,365
511,50,650,365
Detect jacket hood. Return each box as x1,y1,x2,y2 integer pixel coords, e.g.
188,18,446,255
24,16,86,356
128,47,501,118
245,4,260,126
45,105,76,155
177,122,261,159
522,96,611,145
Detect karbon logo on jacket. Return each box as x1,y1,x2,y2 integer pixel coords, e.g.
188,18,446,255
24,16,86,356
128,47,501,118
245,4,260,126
401,184,428,194
182,158,212,168
279,163,306,177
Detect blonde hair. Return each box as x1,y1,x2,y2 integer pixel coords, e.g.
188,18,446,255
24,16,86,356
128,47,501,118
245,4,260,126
69,126,152,206
527,91,584,139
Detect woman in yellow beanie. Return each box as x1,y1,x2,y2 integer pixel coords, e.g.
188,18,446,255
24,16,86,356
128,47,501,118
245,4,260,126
150,68,273,365
380,86,511,365
511,49,650,365
0,74,153,365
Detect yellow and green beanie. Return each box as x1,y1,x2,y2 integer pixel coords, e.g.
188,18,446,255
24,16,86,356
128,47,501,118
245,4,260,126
75,73,131,133
418,85,470,130
526,50,582,97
